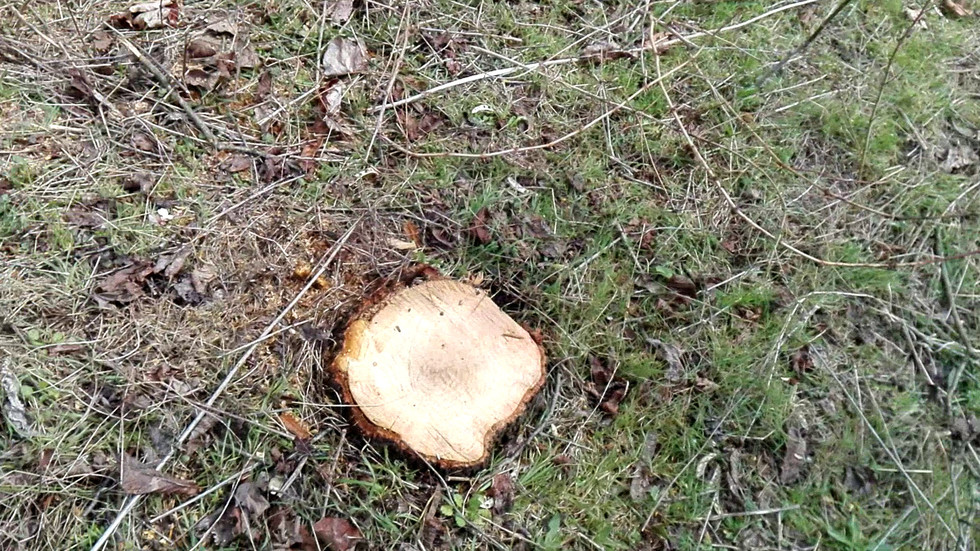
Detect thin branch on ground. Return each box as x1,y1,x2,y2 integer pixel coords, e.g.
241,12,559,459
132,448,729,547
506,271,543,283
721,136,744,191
367,0,820,114
88,220,361,551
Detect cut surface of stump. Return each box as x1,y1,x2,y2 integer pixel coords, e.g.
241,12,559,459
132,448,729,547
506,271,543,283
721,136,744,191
332,279,545,467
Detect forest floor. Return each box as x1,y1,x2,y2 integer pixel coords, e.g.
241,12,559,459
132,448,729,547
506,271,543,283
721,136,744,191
1,0,979,549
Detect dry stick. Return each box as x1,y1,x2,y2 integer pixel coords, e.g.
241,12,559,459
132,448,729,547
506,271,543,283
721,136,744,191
822,354,956,539
89,221,361,551
109,26,271,158
935,230,978,412
757,0,857,86
857,1,929,181
108,26,217,146
383,61,689,159
364,1,411,159
366,0,821,114
652,53,978,269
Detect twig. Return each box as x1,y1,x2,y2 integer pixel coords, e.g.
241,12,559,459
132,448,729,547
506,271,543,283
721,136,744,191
858,0,929,180
935,229,978,412
89,220,360,551
698,504,800,521
757,0,857,86
148,462,259,523
819,350,956,539
382,61,689,159
367,0,820,114
108,26,218,146
365,1,411,158
653,52,980,269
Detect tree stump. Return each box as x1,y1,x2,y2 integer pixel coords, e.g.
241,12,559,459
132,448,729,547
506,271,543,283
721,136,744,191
332,278,546,468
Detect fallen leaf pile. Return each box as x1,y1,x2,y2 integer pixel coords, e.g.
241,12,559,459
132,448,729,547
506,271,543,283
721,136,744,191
92,246,216,307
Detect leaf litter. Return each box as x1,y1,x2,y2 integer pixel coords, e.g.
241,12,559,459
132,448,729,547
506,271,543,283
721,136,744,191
779,427,807,485
326,0,355,25
313,517,363,551
585,355,628,416
110,0,179,30
120,453,199,496
321,37,368,77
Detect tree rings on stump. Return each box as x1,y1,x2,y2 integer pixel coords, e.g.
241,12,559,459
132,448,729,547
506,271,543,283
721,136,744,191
331,278,546,468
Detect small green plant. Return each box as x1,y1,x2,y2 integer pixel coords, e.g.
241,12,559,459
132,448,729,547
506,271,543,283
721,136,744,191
439,492,491,528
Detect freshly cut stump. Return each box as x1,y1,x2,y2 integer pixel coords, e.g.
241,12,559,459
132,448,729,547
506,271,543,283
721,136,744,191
333,279,546,468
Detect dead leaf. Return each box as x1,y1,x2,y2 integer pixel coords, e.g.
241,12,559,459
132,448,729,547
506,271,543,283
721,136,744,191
184,68,217,89
279,412,312,440
665,275,698,298
47,343,85,356
186,38,218,58
94,261,154,305
153,246,193,279
131,132,156,152
467,207,492,245
120,454,199,496
941,0,973,17
586,355,628,416
206,16,239,36
646,338,685,383
90,31,113,52
940,143,978,173
779,428,807,485
191,266,216,295
582,40,632,62
256,71,273,100
267,506,309,548
2,362,35,438
64,207,105,228
221,155,253,174
235,44,261,69
321,81,345,117
399,221,421,248
389,238,418,251
128,0,179,29
644,31,674,55
184,413,219,454
327,0,354,24
196,505,243,546
313,517,362,551
790,345,813,375
321,37,368,77
234,481,270,517
489,473,514,515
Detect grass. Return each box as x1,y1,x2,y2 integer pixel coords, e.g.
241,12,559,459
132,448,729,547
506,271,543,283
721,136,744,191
1,0,979,549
